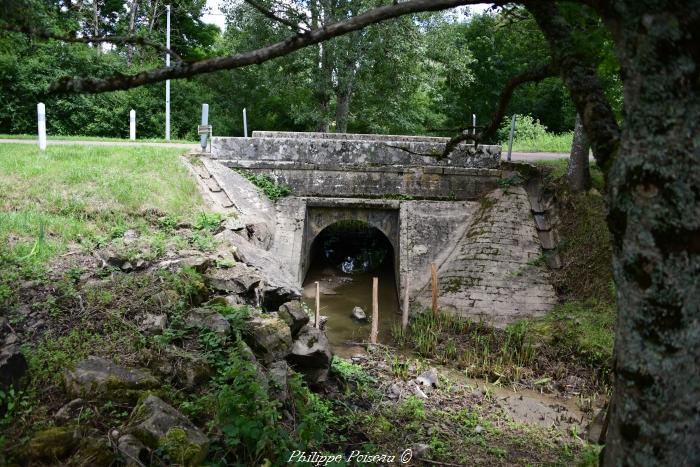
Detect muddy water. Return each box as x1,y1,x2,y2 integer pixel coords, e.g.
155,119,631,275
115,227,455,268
302,260,400,358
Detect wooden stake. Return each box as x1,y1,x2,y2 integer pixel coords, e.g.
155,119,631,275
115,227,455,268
402,276,410,331
431,263,438,316
371,277,379,344
314,281,320,328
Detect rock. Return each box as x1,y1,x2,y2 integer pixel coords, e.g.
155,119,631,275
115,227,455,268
158,346,213,389
138,313,168,335
244,313,292,365
55,398,85,424
351,354,367,364
186,308,230,337
0,343,28,389
25,426,81,461
64,356,159,402
277,300,310,337
128,395,209,466
4,333,18,346
224,217,246,231
411,443,430,459
318,315,328,330
71,437,116,466
351,306,367,322
411,383,428,399
177,256,213,273
97,247,129,269
587,408,606,444
415,368,439,389
268,361,289,402
388,383,403,400
475,425,485,434
204,263,262,295
286,325,332,385
123,229,139,244
117,433,148,467
261,283,300,311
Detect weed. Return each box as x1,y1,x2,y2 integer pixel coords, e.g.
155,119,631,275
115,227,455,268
193,212,223,232
235,170,291,201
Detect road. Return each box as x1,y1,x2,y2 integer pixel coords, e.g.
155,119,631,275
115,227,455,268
0,139,576,161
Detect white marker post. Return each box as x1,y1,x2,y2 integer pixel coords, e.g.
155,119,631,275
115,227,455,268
37,103,46,151
243,108,248,138
200,103,209,151
507,114,516,162
165,4,171,142
129,109,136,140
472,113,476,135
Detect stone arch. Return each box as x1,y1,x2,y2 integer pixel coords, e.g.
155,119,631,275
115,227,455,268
301,205,400,295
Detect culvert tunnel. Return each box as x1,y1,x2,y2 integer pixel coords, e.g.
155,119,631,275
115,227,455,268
301,219,400,356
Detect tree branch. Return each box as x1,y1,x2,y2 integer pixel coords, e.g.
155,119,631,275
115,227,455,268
5,25,183,62
438,63,558,160
524,0,620,174
243,0,309,33
49,0,492,94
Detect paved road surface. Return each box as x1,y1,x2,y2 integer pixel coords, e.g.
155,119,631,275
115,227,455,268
0,139,577,161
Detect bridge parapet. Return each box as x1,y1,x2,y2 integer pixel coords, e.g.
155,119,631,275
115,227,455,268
212,133,500,169
211,132,502,200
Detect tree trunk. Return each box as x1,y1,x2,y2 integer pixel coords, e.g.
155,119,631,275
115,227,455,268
566,113,590,192
601,2,700,465
335,91,350,133
127,0,139,65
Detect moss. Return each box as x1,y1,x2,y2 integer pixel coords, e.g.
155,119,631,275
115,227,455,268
24,426,80,461
68,437,116,466
160,427,206,466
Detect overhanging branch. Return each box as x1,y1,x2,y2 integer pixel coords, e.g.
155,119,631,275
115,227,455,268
439,63,558,160
49,0,494,94
525,0,620,174
243,0,309,33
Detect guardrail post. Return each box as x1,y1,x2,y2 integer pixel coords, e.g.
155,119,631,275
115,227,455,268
37,103,46,151
130,109,136,140
507,114,516,161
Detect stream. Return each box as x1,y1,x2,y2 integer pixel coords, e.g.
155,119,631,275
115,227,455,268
300,221,597,434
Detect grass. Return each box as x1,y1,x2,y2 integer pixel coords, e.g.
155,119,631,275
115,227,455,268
502,131,574,153
0,134,197,144
0,143,206,312
0,143,202,260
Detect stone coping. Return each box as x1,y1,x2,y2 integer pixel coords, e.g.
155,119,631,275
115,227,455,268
219,160,502,177
251,131,455,143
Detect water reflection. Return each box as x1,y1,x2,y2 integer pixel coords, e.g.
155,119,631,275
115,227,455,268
302,221,400,358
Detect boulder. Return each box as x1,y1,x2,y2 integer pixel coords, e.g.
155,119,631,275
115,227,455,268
351,306,367,322
24,426,81,461
277,301,310,337
151,290,180,309
415,368,439,389
0,343,28,389
204,263,262,295
117,434,148,467
318,315,328,331
64,356,159,402
587,408,606,444
186,308,230,337
261,283,300,311
268,361,289,402
155,346,213,389
54,398,86,424
128,395,209,466
244,313,292,365
286,325,332,385
138,313,168,335
70,437,116,466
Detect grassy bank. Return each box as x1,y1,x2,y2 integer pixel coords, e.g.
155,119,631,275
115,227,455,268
502,131,573,153
0,134,196,144
0,143,204,312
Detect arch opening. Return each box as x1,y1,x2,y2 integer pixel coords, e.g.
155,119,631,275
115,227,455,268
302,220,400,357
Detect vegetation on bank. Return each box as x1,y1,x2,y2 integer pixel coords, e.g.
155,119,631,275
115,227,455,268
499,114,574,153
0,134,197,144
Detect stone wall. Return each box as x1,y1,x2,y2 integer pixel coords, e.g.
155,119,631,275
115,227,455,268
211,136,501,169
224,162,500,201
416,187,557,327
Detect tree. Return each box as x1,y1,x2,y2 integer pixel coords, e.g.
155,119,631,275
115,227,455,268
3,0,700,463
567,113,591,192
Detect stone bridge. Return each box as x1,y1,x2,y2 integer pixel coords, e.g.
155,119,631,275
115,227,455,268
202,131,557,326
